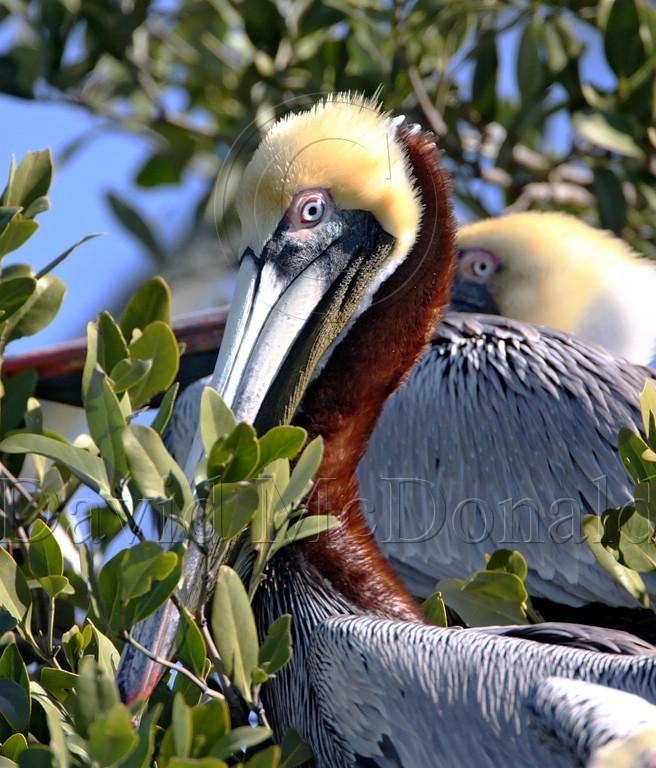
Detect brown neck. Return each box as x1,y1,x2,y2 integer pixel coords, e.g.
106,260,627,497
298,128,457,621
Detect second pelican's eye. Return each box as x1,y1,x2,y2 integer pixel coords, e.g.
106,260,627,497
458,248,498,284
473,260,490,277
300,196,325,225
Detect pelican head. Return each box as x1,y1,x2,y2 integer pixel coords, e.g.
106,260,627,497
212,94,422,432
453,211,656,364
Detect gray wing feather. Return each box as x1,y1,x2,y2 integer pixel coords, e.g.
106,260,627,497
358,312,655,607
163,376,210,463
306,615,656,767
531,677,656,763
474,622,656,655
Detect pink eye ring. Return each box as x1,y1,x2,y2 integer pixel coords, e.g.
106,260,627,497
299,196,325,225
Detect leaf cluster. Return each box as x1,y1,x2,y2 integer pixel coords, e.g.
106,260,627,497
584,381,656,608
0,152,327,766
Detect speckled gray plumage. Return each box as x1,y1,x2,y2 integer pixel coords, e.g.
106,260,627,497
302,612,656,767
358,313,655,607
164,313,655,609
254,549,656,768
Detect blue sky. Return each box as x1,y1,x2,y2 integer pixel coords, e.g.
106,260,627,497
0,97,204,352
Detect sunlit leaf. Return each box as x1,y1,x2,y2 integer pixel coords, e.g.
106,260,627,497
128,321,179,408
258,614,292,675
120,275,172,342
211,566,258,703
200,389,236,456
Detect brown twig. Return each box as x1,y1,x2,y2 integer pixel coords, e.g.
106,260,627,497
124,630,225,701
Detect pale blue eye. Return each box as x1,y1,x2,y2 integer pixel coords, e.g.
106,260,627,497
301,197,324,224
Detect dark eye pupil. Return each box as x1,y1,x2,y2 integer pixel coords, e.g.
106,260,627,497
308,206,317,216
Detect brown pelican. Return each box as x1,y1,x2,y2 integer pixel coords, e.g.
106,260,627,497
6,245,655,633
455,211,656,365
114,95,656,765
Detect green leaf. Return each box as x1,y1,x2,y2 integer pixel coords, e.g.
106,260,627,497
97,311,129,375
275,437,323,514
0,369,37,435
85,367,128,487
189,699,230,757
172,694,193,759
210,481,259,540
0,679,29,731
614,504,656,572
573,110,645,159
0,433,110,495
604,0,644,78
199,389,236,456
437,577,528,626
169,760,227,768
106,192,166,263
120,542,179,601
583,515,650,607
0,644,29,701
128,321,179,408
618,427,656,484
471,30,498,121
122,425,193,517
257,426,307,471
119,704,161,768
593,167,627,232
246,746,281,768
18,747,53,768
0,547,32,627
516,21,543,101
220,424,260,482
151,384,179,434
463,570,528,603
1,733,27,760
136,154,183,188
640,381,656,451
280,729,313,768
7,275,65,340
73,657,118,738
421,592,448,627
0,207,20,238
86,620,121,678
110,358,152,393
0,277,35,320
30,681,69,768
98,544,181,632
211,566,259,703
37,575,73,599
40,668,78,703
176,607,206,678
120,276,171,341
282,515,339,547
29,519,63,578
2,150,52,210
258,614,292,675
209,727,271,760
88,704,138,767
0,216,37,260
485,549,528,581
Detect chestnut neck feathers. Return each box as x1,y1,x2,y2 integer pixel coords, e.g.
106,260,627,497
297,126,457,620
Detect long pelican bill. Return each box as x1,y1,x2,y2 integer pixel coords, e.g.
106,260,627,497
117,202,396,707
